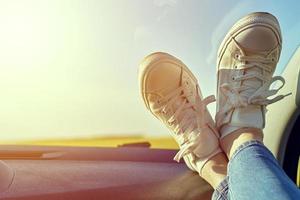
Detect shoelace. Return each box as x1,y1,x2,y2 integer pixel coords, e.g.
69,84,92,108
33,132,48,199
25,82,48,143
217,54,291,125
154,86,215,162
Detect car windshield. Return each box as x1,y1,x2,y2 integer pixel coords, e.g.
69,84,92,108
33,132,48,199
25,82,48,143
0,1,299,148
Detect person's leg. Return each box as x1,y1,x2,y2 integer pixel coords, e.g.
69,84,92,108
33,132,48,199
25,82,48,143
215,12,300,199
221,128,263,159
201,152,228,189
138,52,228,191
225,138,300,200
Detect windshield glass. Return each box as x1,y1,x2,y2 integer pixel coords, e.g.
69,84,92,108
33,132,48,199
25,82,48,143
0,0,299,148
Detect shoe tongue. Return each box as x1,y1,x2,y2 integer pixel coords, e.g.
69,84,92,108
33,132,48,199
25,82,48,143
243,47,270,57
172,96,198,134
149,91,196,128
157,90,197,132
151,84,199,134
239,49,271,97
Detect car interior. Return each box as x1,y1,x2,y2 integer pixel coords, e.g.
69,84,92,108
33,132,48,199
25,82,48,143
0,1,299,200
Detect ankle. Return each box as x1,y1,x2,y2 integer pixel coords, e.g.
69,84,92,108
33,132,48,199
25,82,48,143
199,152,228,189
220,128,263,159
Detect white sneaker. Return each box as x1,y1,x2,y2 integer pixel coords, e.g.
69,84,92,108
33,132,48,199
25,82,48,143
216,12,291,138
139,52,221,174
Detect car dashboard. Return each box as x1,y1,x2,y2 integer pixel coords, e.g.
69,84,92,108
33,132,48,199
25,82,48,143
0,145,213,200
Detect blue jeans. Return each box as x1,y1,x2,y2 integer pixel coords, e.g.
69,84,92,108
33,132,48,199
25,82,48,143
212,140,300,200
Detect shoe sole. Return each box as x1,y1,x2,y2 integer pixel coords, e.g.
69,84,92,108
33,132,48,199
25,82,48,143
217,12,282,67
139,52,200,110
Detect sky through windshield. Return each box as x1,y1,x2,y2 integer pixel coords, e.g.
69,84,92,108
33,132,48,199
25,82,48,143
0,0,299,141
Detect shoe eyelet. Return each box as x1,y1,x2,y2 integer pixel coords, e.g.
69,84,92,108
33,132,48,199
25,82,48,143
232,76,235,80
234,54,240,59
234,65,238,69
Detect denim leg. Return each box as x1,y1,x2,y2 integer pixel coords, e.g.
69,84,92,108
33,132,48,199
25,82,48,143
212,177,229,200
227,140,300,200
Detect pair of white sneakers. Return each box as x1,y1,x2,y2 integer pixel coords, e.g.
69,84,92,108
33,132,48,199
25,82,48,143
139,12,290,175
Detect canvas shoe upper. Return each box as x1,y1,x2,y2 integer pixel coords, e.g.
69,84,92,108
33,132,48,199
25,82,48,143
139,52,221,174
216,12,291,138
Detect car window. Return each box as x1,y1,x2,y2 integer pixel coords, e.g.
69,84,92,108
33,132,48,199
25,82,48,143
0,0,299,147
